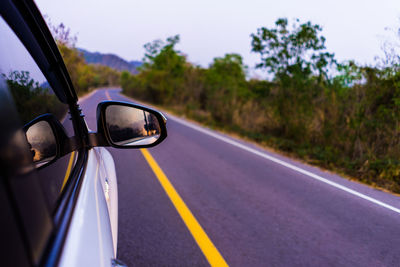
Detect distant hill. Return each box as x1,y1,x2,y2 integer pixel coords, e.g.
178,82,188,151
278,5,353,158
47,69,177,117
78,48,142,74
129,60,143,69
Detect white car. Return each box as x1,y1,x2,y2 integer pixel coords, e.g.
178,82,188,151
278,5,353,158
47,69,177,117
0,0,167,266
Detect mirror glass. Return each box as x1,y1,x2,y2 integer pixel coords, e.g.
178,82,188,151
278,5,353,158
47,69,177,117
25,120,57,167
105,105,161,146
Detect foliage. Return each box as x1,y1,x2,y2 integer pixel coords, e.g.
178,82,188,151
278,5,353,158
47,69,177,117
57,44,120,96
50,22,121,96
46,17,77,47
3,70,66,123
377,18,400,69
251,18,336,83
204,54,248,123
3,20,122,131
333,61,363,88
123,35,186,104
121,19,400,193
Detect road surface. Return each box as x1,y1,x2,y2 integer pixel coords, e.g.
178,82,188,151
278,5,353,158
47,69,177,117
79,88,400,266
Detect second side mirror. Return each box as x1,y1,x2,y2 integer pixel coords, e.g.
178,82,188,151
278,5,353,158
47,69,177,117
23,114,70,168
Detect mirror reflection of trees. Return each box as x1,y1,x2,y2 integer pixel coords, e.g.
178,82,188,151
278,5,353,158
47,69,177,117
2,70,67,124
144,112,161,136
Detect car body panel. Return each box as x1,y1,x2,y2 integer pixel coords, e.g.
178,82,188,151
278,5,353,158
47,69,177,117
58,148,117,267
1,1,167,265
96,147,119,255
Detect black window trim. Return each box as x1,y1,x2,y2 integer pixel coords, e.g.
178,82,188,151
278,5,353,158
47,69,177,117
1,0,77,104
1,0,91,265
40,147,89,267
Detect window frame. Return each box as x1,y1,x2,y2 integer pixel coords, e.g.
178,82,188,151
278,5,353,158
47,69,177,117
1,0,90,266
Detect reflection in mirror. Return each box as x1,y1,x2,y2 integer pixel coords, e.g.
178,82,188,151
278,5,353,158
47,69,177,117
25,121,57,167
106,105,161,146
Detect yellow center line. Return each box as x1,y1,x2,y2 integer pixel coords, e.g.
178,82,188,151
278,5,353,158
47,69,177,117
105,90,112,100
109,90,226,265
61,89,109,193
140,148,228,267
60,151,76,193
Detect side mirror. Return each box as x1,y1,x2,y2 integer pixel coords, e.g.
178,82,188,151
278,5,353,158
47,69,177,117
96,101,167,148
23,114,70,168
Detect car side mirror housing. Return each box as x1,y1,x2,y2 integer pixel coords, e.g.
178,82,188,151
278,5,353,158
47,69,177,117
96,101,167,148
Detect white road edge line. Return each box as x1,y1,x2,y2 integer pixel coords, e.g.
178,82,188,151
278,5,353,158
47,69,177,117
112,88,400,214
168,115,400,215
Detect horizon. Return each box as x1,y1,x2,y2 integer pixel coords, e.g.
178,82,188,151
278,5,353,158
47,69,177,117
36,0,400,78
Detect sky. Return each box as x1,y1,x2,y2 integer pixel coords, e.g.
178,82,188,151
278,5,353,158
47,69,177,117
0,16,47,83
35,0,400,78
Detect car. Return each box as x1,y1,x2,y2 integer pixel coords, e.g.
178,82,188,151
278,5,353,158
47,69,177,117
0,0,167,266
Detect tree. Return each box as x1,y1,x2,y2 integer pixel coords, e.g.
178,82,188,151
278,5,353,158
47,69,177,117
143,35,180,66
333,60,363,88
376,18,400,78
46,18,120,94
381,18,400,65
45,16,77,47
251,18,336,83
4,70,66,122
205,54,248,123
138,35,187,104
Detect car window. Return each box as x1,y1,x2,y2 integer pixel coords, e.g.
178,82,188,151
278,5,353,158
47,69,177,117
0,16,77,213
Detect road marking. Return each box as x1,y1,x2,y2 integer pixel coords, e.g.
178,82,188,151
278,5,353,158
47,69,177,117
60,151,76,192
141,148,228,267
108,89,227,264
168,115,400,215
78,89,98,104
105,90,112,100
112,88,400,214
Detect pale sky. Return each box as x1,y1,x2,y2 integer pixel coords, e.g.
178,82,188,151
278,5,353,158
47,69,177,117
35,0,400,78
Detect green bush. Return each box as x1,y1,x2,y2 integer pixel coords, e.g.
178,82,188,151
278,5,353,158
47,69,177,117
121,20,400,193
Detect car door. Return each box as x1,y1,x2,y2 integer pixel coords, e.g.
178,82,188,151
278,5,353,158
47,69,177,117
0,1,116,266
1,1,167,266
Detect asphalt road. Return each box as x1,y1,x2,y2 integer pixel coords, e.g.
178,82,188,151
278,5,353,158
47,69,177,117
79,88,400,267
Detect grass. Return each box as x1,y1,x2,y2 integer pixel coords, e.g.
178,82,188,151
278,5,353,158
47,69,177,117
120,92,400,196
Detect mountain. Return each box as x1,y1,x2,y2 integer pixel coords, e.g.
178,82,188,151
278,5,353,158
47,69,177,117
129,60,143,69
78,48,142,74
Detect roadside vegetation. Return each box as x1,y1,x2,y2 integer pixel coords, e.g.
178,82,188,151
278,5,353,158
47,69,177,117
2,22,121,125
121,18,400,193
3,70,67,123
51,22,120,96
